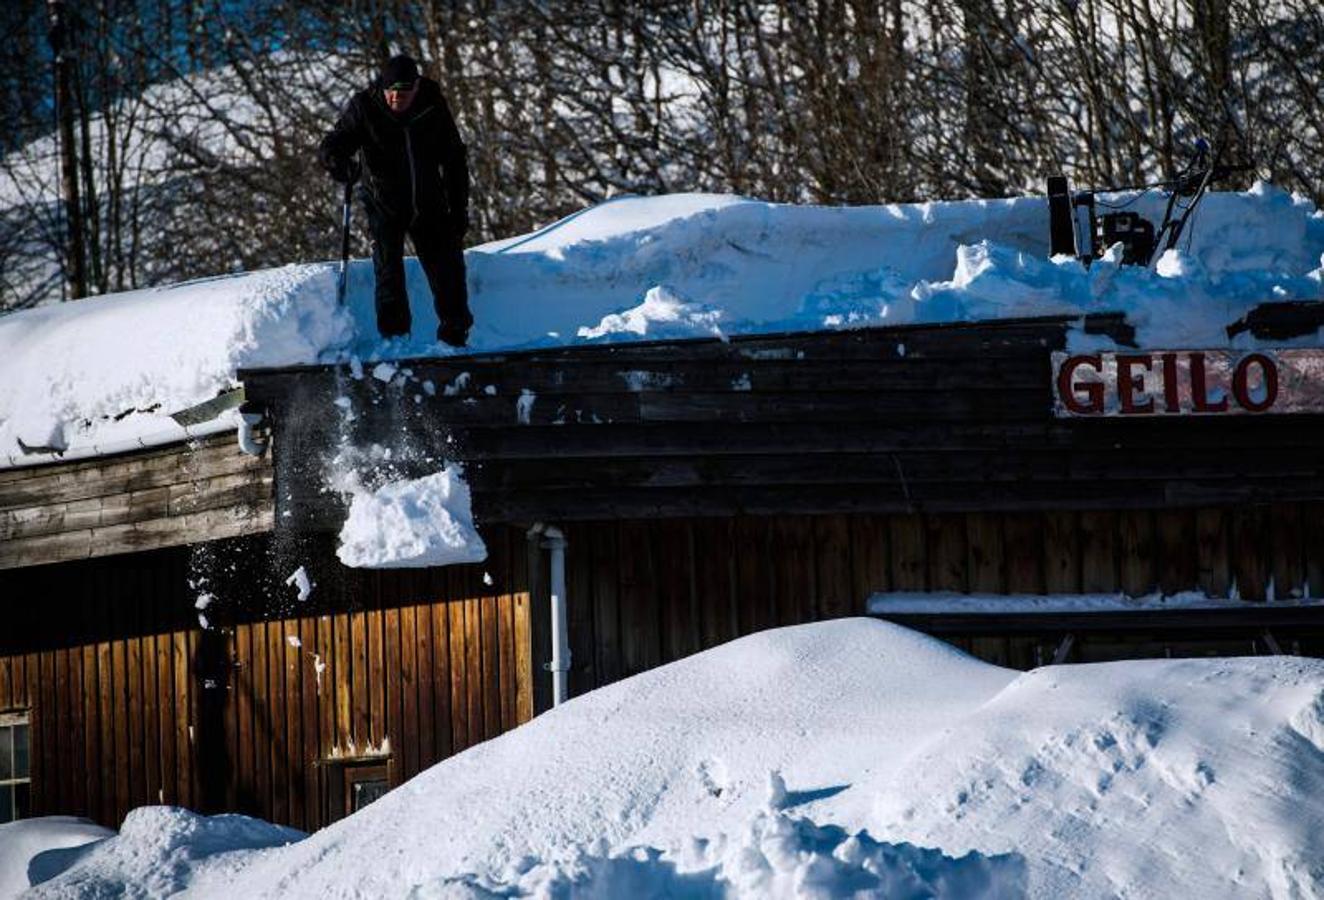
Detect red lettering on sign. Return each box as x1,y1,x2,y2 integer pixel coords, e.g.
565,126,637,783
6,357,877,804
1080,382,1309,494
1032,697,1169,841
1189,352,1228,413
1232,353,1279,412
1058,355,1104,414
1160,353,1180,413
1117,355,1154,414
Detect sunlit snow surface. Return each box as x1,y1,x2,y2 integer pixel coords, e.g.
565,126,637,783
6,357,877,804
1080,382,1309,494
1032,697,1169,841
1,186,1321,465
11,619,1324,898
335,466,487,569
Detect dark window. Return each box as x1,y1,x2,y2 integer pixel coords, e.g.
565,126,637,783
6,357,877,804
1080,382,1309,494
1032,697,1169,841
322,758,392,825
351,778,389,812
0,713,31,823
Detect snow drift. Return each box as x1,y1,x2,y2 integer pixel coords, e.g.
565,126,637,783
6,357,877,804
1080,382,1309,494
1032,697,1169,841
20,619,1324,898
1,187,1321,467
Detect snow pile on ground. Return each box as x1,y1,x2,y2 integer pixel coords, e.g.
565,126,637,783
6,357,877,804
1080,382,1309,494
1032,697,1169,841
871,658,1324,898
11,807,301,900
431,810,1022,898
334,465,486,568
1,186,1321,467
23,619,1324,898
0,817,114,899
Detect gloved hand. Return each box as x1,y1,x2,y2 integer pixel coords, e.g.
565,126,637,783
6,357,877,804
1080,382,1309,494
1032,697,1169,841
323,150,361,185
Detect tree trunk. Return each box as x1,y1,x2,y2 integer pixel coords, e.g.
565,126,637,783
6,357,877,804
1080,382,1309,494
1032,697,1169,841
48,0,87,300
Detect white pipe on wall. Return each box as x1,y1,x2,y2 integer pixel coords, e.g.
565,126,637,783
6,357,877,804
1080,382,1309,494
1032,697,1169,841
236,408,269,456
540,525,571,706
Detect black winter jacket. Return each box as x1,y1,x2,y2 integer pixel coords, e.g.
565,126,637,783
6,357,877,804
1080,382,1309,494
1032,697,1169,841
320,77,469,231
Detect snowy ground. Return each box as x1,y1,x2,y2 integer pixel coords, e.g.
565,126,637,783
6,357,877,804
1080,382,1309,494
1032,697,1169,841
1,186,1321,468
6,619,1324,898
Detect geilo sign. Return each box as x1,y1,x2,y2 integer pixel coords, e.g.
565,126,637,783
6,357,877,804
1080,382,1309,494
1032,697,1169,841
1050,349,1324,417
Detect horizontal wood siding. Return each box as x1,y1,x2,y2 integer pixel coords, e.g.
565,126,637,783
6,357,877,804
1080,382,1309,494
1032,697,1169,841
239,319,1324,531
0,528,531,830
0,433,274,570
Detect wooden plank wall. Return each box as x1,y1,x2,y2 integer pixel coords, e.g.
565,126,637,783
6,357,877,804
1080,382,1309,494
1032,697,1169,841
241,320,1324,532
0,528,532,831
0,433,274,570
556,503,1324,693
0,545,199,827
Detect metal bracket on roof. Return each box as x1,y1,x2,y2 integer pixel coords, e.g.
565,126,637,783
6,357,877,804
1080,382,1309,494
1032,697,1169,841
169,386,246,427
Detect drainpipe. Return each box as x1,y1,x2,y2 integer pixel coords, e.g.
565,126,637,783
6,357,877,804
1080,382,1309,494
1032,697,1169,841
236,401,269,457
534,524,571,707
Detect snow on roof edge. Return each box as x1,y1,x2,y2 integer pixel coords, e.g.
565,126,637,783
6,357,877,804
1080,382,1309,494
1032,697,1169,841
0,415,236,472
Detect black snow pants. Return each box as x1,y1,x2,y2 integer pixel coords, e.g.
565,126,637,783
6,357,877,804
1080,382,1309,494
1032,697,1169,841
365,199,471,338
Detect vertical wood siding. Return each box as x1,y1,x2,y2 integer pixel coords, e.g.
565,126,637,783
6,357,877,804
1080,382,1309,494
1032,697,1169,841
0,527,532,830
557,503,1324,691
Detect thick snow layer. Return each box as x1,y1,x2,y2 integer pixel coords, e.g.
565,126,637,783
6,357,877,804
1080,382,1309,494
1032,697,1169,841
1,187,1321,467
334,466,487,568
0,817,113,899
0,264,351,462
27,619,1324,898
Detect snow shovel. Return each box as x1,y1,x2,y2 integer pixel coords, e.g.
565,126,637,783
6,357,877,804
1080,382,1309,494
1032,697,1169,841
335,164,359,306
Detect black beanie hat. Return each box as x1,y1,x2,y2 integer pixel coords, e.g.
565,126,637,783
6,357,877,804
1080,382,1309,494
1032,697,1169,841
380,55,419,88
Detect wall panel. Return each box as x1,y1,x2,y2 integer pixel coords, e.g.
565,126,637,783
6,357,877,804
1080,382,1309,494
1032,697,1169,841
0,528,532,830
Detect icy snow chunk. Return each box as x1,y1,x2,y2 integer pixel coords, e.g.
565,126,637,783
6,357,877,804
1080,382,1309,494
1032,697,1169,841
371,362,398,383
765,771,788,812
194,593,213,610
442,372,472,396
577,285,724,341
619,370,681,391
336,466,487,569
284,566,314,602
287,635,301,648
516,389,536,424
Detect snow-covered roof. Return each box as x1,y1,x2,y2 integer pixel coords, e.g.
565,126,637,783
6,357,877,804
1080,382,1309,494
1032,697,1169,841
1,187,1321,469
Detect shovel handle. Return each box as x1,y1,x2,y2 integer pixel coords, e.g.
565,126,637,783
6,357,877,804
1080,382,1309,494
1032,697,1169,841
335,178,353,305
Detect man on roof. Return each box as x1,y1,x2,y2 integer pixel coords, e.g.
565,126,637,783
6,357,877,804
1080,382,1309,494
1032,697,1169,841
319,54,473,347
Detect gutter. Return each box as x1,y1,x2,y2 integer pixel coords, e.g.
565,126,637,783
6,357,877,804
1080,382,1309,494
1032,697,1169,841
0,416,237,471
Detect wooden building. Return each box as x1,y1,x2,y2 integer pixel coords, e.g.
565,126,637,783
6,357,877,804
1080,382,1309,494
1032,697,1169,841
4,309,1324,831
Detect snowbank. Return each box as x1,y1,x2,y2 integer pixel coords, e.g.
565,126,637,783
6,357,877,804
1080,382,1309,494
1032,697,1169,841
27,619,1324,898
15,807,302,899
2,187,1321,467
0,817,113,899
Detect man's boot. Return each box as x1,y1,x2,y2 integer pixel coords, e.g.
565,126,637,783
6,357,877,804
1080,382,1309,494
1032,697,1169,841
437,315,471,348
378,301,411,338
